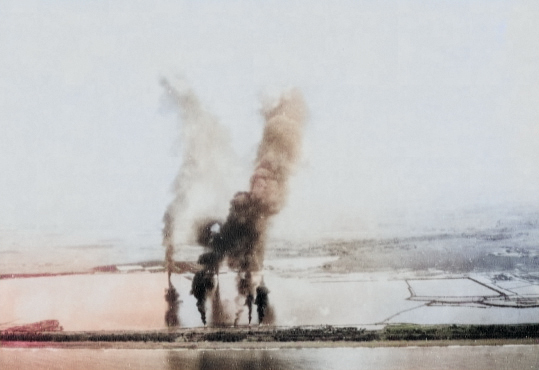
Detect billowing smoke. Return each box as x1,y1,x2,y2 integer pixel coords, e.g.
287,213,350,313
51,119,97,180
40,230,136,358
161,77,238,326
255,284,272,325
190,270,215,325
191,89,307,325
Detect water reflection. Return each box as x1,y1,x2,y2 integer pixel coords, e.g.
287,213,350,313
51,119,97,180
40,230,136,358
1,346,538,370
167,350,293,370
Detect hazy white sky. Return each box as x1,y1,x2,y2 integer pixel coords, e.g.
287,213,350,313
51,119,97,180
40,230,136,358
1,0,538,238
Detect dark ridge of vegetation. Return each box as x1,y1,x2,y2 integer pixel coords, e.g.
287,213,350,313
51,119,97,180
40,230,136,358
381,323,539,341
2,324,539,343
0,332,179,343
271,327,373,342
202,332,248,342
0,326,371,343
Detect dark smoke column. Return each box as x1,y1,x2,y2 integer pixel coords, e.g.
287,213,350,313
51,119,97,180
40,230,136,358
192,89,307,326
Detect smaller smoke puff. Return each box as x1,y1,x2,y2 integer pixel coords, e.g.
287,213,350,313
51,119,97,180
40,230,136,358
164,284,180,327
236,272,255,325
210,283,230,326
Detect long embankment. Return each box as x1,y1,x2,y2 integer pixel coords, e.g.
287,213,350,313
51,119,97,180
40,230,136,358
2,324,539,348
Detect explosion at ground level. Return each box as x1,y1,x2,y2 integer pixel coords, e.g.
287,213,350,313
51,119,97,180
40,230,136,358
2,260,539,332
2,216,539,334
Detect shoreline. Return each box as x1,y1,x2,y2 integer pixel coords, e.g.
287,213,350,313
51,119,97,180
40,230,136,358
2,338,539,350
2,323,539,349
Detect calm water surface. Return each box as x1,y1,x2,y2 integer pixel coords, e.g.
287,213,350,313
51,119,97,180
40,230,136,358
1,345,538,370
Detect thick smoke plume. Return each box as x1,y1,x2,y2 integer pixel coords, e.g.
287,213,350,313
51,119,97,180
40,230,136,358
161,77,237,326
255,284,272,324
192,89,307,325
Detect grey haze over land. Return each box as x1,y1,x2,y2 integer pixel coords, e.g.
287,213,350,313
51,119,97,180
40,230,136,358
1,1,538,248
